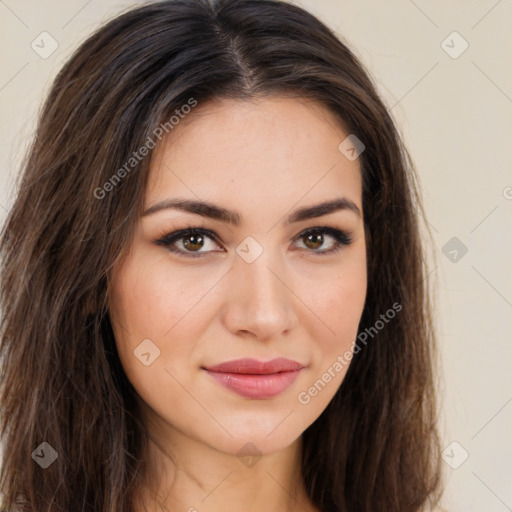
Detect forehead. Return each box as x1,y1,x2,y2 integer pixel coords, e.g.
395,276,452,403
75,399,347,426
145,96,363,220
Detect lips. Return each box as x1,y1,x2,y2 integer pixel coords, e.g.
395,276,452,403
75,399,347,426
203,358,304,399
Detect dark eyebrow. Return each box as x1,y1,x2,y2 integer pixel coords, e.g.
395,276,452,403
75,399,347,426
142,197,361,224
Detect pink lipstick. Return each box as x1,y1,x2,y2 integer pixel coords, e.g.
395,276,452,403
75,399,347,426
203,358,304,399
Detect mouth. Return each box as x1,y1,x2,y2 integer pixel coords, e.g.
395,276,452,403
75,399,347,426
202,358,305,400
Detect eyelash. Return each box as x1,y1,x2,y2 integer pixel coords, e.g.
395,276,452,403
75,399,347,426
154,226,352,258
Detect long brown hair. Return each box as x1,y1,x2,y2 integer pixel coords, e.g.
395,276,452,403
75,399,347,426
0,0,442,510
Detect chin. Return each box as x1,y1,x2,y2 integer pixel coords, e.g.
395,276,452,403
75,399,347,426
197,411,313,459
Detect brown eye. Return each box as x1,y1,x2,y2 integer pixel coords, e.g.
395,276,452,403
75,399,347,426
155,226,352,259
155,228,223,258
293,227,352,255
182,233,205,252
303,231,324,250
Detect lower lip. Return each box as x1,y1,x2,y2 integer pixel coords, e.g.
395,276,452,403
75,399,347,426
204,369,302,399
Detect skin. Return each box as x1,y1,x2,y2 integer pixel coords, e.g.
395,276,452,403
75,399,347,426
108,96,367,512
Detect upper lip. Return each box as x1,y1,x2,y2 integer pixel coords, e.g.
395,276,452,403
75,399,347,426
203,358,304,375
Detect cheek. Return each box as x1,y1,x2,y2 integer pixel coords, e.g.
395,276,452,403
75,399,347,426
332,265,367,340
293,252,366,412
109,250,222,389
298,252,367,349
110,250,212,341
108,253,206,416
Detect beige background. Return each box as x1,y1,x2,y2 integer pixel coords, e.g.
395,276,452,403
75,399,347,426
1,1,511,510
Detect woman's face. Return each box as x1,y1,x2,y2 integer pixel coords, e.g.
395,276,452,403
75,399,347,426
109,96,367,458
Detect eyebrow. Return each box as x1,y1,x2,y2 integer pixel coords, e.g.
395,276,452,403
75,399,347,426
142,197,361,225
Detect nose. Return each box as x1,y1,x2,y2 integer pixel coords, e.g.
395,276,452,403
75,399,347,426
220,246,299,342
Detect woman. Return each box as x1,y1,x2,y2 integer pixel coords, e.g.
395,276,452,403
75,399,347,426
0,0,443,510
